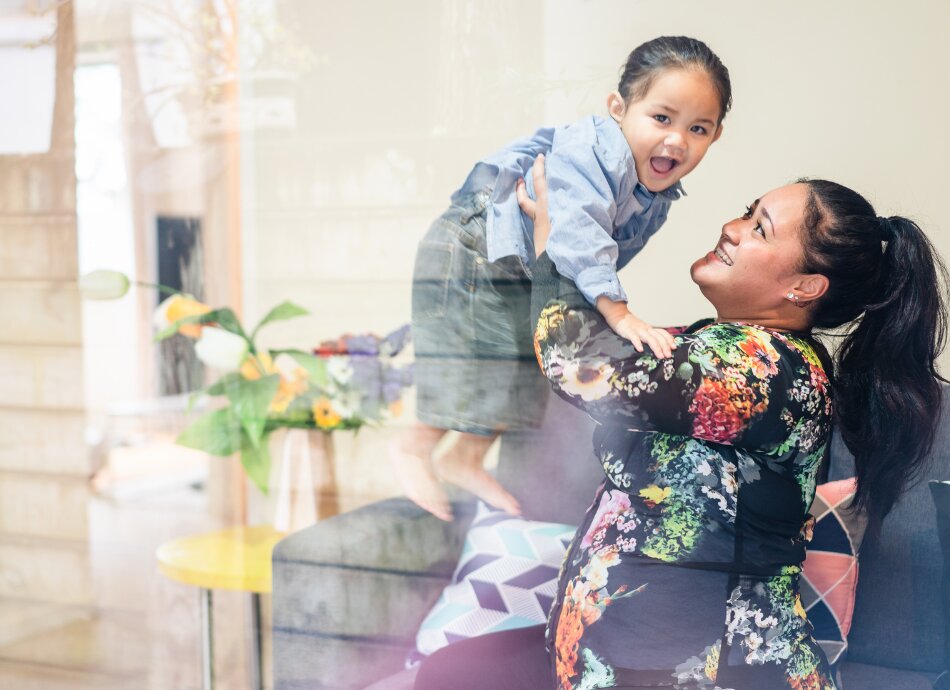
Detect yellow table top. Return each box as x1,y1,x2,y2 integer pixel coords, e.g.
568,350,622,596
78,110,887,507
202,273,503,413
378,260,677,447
156,525,287,593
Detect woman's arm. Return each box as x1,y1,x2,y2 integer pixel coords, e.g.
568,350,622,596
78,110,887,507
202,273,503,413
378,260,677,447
518,158,829,453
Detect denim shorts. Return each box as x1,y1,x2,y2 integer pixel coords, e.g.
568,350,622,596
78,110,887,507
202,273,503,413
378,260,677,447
411,189,549,435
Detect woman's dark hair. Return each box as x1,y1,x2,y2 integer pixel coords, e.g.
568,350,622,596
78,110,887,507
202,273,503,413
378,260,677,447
619,36,732,123
797,178,949,525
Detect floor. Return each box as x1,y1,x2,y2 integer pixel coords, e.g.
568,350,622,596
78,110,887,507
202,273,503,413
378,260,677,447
0,443,331,690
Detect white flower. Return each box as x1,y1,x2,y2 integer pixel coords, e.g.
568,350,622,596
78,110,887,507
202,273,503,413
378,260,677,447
560,359,615,401
697,459,712,476
326,355,353,384
331,390,362,418
194,327,249,371
79,270,130,300
273,353,305,380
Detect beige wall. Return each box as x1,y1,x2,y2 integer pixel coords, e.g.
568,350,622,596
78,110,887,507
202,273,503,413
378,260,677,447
0,1,93,642
239,1,950,501
244,0,950,364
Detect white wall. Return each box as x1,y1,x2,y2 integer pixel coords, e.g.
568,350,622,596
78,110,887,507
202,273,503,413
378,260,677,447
244,1,950,374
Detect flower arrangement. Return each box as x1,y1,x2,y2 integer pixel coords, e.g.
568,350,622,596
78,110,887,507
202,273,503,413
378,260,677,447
81,270,413,493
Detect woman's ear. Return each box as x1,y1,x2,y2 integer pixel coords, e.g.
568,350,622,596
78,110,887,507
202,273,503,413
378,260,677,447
795,273,830,303
712,123,724,143
606,91,626,124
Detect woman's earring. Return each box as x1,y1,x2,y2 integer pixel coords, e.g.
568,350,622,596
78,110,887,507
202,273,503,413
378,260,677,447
786,292,806,308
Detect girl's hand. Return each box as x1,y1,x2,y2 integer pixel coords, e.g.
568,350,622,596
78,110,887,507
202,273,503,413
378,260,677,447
612,312,677,359
515,155,550,258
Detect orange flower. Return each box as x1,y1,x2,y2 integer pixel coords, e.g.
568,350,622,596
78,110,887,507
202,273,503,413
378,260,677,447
271,370,308,414
789,670,831,690
689,377,766,443
738,332,780,379
312,398,342,429
555,584,585,690
155,294,212,338
241,353,309,415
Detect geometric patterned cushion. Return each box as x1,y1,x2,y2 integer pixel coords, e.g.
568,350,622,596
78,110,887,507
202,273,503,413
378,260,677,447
409,502,575,664
802,477,868,666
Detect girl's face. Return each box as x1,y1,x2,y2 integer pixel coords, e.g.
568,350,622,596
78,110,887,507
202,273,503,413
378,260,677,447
690,183,826,326
610,68,723,193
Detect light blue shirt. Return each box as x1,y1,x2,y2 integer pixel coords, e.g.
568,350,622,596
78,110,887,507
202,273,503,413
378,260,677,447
451,115,683,304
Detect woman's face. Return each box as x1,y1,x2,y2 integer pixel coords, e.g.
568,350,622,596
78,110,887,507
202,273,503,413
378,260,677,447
690,183,815,324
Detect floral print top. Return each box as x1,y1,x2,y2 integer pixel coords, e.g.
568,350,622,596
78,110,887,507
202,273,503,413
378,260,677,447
530,254,838,690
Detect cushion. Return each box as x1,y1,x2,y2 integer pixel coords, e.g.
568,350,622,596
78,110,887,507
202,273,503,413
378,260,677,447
409,502,575,663
826,388,950,673
930,480,950,688
801,477,868,666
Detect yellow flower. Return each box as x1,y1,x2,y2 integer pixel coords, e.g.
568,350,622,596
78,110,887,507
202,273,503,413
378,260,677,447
794,593,808,620
704,641,720,681
639,485,671,508
154,294,212,338
241,353,309,414
271,368,308,414
312,398,342,429
536,304,564,342
240,352,276,380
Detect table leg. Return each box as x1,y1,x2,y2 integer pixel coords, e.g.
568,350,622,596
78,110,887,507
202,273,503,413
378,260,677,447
200,587,214,690
249,592,263,690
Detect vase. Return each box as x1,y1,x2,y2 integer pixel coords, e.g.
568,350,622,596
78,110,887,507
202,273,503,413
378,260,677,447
268,429,339,532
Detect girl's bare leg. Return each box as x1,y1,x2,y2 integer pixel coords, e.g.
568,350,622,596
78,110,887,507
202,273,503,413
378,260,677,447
435,431,521,516
389,423,452,521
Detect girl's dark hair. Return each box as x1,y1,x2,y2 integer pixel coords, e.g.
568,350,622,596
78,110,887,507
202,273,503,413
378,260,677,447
619,36,732,123
797,178,949,525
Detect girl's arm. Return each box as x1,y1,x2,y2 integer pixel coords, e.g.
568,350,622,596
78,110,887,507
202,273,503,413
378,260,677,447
535,146,676,357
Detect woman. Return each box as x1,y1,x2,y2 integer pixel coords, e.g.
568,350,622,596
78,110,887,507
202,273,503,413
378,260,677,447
415,157,947,689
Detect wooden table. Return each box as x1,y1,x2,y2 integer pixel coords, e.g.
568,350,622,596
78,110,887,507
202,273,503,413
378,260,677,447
157,525,286,690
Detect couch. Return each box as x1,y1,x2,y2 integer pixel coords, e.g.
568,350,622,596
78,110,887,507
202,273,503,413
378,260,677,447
272,385,950,689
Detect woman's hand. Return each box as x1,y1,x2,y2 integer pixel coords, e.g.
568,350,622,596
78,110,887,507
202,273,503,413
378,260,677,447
515,154,550,258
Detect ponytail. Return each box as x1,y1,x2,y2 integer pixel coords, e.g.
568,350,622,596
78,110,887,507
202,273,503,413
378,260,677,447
798,180,948,525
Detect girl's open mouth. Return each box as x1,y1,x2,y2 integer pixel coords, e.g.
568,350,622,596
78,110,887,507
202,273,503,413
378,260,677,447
650,156,677,175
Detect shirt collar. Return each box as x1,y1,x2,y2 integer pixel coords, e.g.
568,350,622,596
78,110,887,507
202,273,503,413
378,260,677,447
635,180,686,204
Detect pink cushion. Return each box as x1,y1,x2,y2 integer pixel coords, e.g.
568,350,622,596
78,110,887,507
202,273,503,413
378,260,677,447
801,477,868,665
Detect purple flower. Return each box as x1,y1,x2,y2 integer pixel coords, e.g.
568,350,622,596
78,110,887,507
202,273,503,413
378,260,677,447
381,324,411,356
343,334,379,355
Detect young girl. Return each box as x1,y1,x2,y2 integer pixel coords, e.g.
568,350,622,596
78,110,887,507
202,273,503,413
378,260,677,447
393,36,731,521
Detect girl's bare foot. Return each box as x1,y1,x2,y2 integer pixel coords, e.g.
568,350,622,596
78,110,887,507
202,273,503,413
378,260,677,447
435,433,521,517
388,431,453,521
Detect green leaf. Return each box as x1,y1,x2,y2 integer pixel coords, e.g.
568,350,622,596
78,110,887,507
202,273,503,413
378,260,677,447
154,313,205,341
186,388,206,413
154,307,250,344
206,372,244,397
226,374,281,450
212,308,250,341
285,350,330,388
240,438,271,494
176,408,243,456
251,301,309,341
